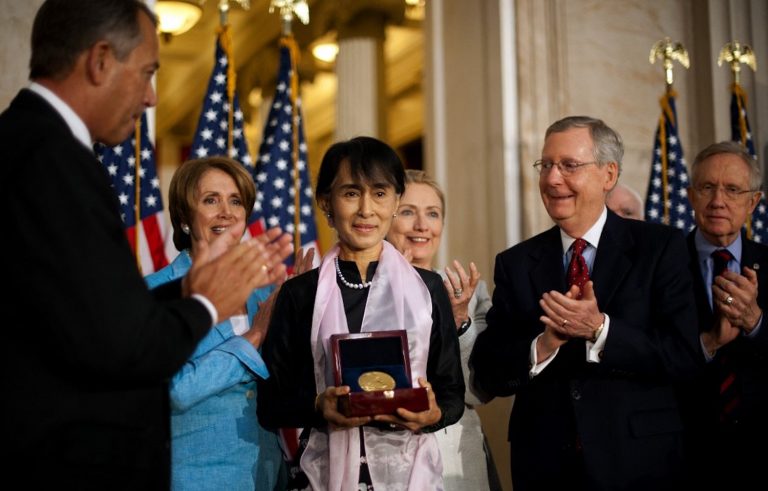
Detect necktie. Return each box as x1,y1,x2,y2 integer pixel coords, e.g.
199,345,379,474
711,249,733,280
710,249,740,422
567,238,590,299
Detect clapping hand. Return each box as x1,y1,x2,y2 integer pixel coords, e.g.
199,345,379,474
443,260,480,328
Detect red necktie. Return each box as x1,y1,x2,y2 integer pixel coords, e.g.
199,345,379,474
567,238,590,299
711,249,733,280
711,249,740,422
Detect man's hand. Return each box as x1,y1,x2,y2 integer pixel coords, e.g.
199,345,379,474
540,281,604,341
713,267,762,334
184,227,293,321
701,315,740,356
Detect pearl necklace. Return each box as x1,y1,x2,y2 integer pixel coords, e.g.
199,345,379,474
334,257,372,289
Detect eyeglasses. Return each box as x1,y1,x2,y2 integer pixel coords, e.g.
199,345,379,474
693,183,756,201
533,159,598,176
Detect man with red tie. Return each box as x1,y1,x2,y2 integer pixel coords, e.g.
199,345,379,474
471,116,701,490
680,141,768,490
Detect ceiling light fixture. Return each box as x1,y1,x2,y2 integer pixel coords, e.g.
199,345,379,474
155,0,204,38
312,42,339,63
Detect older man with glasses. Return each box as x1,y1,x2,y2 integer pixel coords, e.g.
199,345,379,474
471,115,701,491
678,141,768,490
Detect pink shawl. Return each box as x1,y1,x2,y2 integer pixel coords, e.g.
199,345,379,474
300,241,443,490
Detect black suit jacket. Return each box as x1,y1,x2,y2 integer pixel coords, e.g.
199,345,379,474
679,230,768,488
0,89,211,489
471,211,701,491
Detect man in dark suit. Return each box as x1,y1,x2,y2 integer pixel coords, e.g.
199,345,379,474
471,116,701,490
680,141,768,489
0,1,291,488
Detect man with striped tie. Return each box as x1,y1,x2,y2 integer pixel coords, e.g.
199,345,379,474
681,141,768,490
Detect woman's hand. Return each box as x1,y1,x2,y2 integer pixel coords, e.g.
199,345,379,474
292,247,316,277
443,260,480,328
316,386,372,429
241,247,316,349
372,377,442,432
241,289,279,348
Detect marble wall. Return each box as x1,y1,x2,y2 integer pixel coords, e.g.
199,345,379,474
0,0,44,109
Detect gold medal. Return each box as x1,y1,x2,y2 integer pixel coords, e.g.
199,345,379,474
358,371,396,392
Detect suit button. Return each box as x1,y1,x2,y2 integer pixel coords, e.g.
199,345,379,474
246,390,255,399
571,388,581,400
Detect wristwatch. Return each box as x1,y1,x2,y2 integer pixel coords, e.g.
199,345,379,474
590,322,604,343
457,317,472,336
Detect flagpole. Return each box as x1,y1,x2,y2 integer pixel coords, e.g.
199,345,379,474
649,38,689,226
133,118,142,272
287,37,302,254
218,1,236,156
719,40,758,237
270,0,310,253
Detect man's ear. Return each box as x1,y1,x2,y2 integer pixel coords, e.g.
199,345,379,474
604,162,619,191
84,41,113,85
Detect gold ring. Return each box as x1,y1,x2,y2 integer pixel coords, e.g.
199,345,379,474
561,319,568,327
725,295,734,305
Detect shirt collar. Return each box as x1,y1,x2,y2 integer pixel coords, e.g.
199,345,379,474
28,82,93,150
560,206,608,253
694,228,742,265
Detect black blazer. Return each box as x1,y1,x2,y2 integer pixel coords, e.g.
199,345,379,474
471,211,701,491
0,89,211,489
679,230,768,487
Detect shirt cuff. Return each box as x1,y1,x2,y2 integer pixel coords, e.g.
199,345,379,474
529,333,559,378
700,335,716,362
191,293,218,327
586,314,610,363
746,313,763,338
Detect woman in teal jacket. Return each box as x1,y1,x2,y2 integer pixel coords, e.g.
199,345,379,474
146,156,285,490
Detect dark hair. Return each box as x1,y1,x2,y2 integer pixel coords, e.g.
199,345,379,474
691,140,761,191
315,136,406,206
168,157,257,251
545,115,624,173
30,0,156,80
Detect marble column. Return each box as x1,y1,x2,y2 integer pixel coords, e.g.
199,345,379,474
332,1,404,140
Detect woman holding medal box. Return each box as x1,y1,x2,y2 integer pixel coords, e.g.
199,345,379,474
258,136,464,490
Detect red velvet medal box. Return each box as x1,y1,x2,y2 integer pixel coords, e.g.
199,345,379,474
330,330,429,417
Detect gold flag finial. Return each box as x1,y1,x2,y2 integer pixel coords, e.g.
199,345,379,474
218,0,251,26
650,37,690,89
269,0,310,35
718,41,757,85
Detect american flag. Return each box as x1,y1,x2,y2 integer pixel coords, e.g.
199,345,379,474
730,82,766,242
644,90,695,232
252,38,318,264
190,29,254,223
254,37,319,486
190,31,318,262
95,113,169,275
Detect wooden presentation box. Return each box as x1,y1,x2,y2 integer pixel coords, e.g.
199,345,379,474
330,330,429,417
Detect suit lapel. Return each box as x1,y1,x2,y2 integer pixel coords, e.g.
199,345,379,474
686,230,714,330
591,212,632,309
741,235,764,274
529,226,567,296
